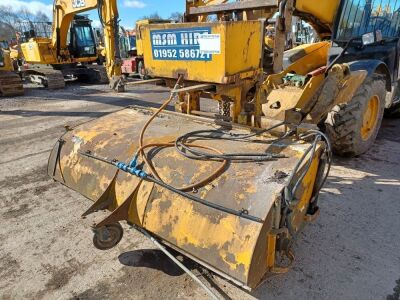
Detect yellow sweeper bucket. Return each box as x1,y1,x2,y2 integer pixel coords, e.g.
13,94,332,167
48,106,330,290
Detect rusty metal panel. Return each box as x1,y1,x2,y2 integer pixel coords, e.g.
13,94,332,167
49,106,323,289
140,21,263,83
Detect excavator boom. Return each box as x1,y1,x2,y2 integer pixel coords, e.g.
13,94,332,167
20,0,123,90
51,0,122,82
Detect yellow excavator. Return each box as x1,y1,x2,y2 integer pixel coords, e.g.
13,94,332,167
20,0,123,91
0,40,24,96
48,0,400,294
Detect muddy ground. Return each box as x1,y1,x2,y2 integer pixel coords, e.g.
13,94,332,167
0,82,399,300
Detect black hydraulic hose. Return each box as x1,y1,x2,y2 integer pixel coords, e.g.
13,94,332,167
148,175,263,223
79,151,264,224
303,130,332,197
291,135,320,196
326,37,359,73
281,129,332,233
175,122,288,162
284,129,332,205
179,121,286,142
174,145,285,161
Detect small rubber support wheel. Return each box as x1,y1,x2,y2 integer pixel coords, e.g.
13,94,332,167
93,223,124,250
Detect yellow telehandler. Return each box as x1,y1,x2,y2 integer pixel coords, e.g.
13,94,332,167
48,0,400,293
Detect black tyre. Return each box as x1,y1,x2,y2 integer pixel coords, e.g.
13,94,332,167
384,82,400,118
324,76,386,157
93,223,124,250
385,102,400,118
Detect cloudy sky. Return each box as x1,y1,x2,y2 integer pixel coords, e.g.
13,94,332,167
3,0,184,28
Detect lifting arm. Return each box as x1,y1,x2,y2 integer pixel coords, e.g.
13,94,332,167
51,0,123,90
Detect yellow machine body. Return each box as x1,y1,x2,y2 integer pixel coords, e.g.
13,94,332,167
0,49,13,72
295,0,340,30
21,38,58,64
21,38,96,65
140,21,263,83
10,46,22,61
19,0,123,90
48,106,325,289
0,43,24,96
136,19,173,57
138,17,365,128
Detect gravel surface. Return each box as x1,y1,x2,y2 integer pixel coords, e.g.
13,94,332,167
0,83,399,300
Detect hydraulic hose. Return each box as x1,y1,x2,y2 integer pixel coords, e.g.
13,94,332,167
174,122,287,162
138,76,287,183
79,77,330,226
281,129,332,234
138,75,185,181
133,142,227,192
79,150,263,224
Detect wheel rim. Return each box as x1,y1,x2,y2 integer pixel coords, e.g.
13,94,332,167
361,95,379,141
94,224,123,250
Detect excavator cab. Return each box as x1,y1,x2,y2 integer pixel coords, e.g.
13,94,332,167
69,16,97,59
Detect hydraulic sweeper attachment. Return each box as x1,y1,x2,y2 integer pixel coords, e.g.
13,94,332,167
48,90,331,290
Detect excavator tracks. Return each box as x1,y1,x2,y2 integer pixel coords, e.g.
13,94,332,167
26,69,65,90
86,65,109,84
0,71,24,97
44,69,66,89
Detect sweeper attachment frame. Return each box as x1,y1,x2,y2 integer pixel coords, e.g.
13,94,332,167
48,78,331,290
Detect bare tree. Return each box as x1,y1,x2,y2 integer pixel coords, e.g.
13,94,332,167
140,12,163,20
34,12,50,23
169,12,184,22
0,6,20,28
0,5,52,40
0,22,16,41
18,8,36,22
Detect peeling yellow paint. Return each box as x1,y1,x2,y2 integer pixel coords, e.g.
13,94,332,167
143,190,261,276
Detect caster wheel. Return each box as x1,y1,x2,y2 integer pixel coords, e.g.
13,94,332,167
93,223,124,250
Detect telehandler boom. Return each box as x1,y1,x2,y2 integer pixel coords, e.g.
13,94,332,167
48,0,400,292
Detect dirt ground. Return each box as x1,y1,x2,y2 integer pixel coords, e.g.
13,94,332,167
0,82,399,300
